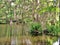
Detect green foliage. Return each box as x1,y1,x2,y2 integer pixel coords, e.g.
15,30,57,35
30,22,42,36
24,18,32,23
46,22,59,36
38,6,59,15
0,20,6,24
30,22,42,31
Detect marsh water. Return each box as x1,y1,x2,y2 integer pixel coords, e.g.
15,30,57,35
0,24,59,45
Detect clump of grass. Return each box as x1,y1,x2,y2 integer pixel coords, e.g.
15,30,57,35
29,22,42,36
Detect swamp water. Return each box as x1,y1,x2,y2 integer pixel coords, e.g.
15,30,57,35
0,24,59,45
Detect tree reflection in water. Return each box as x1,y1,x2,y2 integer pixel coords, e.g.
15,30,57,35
11,38,16,45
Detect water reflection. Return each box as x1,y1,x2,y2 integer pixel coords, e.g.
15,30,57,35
0,24,59,45
24,38,32,45
11,38,16,45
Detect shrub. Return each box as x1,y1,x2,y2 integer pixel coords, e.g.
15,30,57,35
29,22,42,36
46,21,59,36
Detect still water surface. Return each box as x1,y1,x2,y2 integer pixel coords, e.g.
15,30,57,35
0,24,59,45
